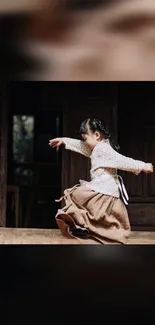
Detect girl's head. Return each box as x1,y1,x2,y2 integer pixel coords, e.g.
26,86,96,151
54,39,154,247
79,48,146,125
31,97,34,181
79,117,119,151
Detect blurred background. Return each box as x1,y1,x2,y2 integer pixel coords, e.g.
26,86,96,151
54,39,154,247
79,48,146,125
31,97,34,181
1,0,155,80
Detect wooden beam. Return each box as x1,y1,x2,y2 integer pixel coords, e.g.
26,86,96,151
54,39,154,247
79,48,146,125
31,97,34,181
0,84,8,227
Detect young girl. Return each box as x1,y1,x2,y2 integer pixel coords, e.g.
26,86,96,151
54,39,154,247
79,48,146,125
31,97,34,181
49,117,153,244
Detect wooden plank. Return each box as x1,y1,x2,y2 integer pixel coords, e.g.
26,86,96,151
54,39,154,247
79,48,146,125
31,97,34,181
128,203,155,227
0,85,8,227
0,228,154,245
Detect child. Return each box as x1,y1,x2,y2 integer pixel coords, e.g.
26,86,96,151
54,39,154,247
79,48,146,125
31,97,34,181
49,117,153,244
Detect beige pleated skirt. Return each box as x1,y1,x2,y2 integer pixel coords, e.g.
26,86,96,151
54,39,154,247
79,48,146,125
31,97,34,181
55,185,131,244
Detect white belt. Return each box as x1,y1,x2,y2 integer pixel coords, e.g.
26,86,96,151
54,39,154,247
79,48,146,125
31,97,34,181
117,175,129,205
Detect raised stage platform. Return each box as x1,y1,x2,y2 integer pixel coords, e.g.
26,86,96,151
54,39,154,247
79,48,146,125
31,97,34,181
0,228,155,244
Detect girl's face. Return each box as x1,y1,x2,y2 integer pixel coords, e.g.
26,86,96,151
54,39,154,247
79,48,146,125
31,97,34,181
81,129,102,151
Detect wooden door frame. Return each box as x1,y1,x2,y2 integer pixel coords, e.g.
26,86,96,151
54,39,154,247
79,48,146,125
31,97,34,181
0,84,8,226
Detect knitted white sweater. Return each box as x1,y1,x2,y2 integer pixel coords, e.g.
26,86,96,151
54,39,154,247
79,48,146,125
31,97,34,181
62,137,146,204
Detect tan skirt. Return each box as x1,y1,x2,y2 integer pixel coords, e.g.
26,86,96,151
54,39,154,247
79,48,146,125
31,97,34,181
55,185,131,244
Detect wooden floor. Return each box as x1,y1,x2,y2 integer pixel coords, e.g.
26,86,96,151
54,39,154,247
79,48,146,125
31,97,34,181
0,228,155,244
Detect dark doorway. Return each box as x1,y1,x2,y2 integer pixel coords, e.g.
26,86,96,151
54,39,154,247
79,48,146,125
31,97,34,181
7,82,62,228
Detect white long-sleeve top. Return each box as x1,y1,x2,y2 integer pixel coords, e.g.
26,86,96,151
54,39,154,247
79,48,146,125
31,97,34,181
62,137,146,204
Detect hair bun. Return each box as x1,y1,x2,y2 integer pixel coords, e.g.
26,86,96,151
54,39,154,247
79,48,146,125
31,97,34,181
79,117,120,151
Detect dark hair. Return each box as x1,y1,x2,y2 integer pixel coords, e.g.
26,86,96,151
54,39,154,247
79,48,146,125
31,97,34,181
79,117,120,151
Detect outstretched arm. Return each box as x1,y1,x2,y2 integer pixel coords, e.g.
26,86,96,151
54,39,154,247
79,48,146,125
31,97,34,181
96,143,153,174
49,137,91,158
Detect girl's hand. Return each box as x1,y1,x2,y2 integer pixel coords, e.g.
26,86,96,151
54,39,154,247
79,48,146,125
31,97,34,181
49,138,63,151
143,163,153,174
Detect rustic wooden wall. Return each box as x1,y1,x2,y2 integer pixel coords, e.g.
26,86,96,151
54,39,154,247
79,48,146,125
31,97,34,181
61,82,155,230
4,82,155,230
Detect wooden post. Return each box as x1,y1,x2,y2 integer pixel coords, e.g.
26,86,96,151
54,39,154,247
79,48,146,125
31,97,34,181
0,84,8,227
112,83,118,142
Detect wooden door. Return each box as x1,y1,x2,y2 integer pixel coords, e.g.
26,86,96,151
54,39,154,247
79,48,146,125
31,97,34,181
118,82,155,230
7,82,62,228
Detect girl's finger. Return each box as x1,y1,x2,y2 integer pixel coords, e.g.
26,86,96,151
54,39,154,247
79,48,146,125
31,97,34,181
50,139,57,144
58,141,62,146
